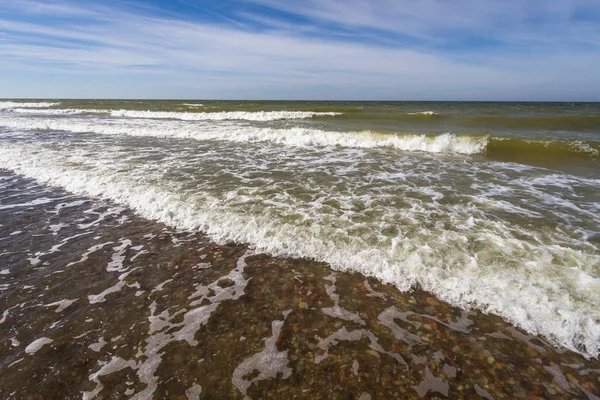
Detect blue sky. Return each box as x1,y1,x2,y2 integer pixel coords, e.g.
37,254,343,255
1,0,599,100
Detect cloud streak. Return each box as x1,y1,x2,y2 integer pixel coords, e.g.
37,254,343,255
0,0,598,100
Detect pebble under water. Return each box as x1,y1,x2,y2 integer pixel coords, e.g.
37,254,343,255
0,172,599,399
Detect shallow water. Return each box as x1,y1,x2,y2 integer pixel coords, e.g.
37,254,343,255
0,172,599,399
1,99,599,359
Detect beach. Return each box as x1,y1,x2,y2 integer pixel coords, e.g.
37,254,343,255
0,100,599,398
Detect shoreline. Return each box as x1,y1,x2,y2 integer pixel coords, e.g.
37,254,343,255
0,171,599,398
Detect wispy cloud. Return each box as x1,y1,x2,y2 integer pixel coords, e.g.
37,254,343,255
0,0,598,100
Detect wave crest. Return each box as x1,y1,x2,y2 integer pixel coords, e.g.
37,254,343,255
407,111,438,116
0,117,486,155
110,109,342,121
0,101,60,109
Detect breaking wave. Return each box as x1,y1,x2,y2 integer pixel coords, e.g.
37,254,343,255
0,101,60,109
109,109,342,121
407,111,438,116
0,117,598,162
0,117,485,154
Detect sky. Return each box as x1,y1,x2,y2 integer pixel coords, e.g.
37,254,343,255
0,0,599,100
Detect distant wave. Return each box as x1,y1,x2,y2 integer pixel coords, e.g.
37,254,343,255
2,107,342,121
182,103,204,107
10,108,109,115
487,137,600,160
0,101,60,109
462,115,600,132
407,111,438,116
110,109,342,121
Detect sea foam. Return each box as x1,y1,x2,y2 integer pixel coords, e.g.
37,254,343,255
0,101,60,109
0,143,598,358
9,108,109,116
407,111,438,116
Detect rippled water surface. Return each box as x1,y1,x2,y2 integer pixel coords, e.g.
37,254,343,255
0,100,599,398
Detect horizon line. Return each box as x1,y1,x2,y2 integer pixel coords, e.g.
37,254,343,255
2,98,599,103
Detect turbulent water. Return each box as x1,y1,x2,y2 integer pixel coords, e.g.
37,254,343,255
0,99,599,360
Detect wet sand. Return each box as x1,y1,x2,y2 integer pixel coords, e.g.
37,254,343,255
0,171,599,399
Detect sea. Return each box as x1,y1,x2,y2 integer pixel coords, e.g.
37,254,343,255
0,100,599,399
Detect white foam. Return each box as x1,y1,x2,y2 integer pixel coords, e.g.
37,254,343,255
151,279,173,293
45,298,78,313
88,270,133,304
106,239,132,272
567,140,600,156
49,223,67,234
108,251,254,400
0,269,9,275
407,111,438,115
314,326,406,365
232,311,293,398
322,273,366,325
67,242,112,267
25,337,53,354
0,101,59,109
26,232,89,267
83,357,137,400
0,196,65,210
10,108,109,116
110,109,341,121
378,307,423,346
185,384,202,399
88,337,107,352
0,307,15,324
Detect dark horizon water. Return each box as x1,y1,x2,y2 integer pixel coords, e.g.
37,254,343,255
0,99,599,398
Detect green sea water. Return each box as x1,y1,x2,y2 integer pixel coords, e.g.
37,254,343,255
0,99,599,358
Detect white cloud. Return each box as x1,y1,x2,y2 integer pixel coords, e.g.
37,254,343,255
0,0,598,99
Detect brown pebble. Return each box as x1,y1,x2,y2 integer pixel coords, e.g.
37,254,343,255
425,296,439,306
526,347,538,357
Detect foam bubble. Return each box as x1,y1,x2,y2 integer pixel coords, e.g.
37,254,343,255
88,270,133,304
25,337,53,354
45,298,78,313
321,273,366,325
185,384,202,399
231,311,293,397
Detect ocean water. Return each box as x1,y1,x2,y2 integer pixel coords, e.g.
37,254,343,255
0,100,598,362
